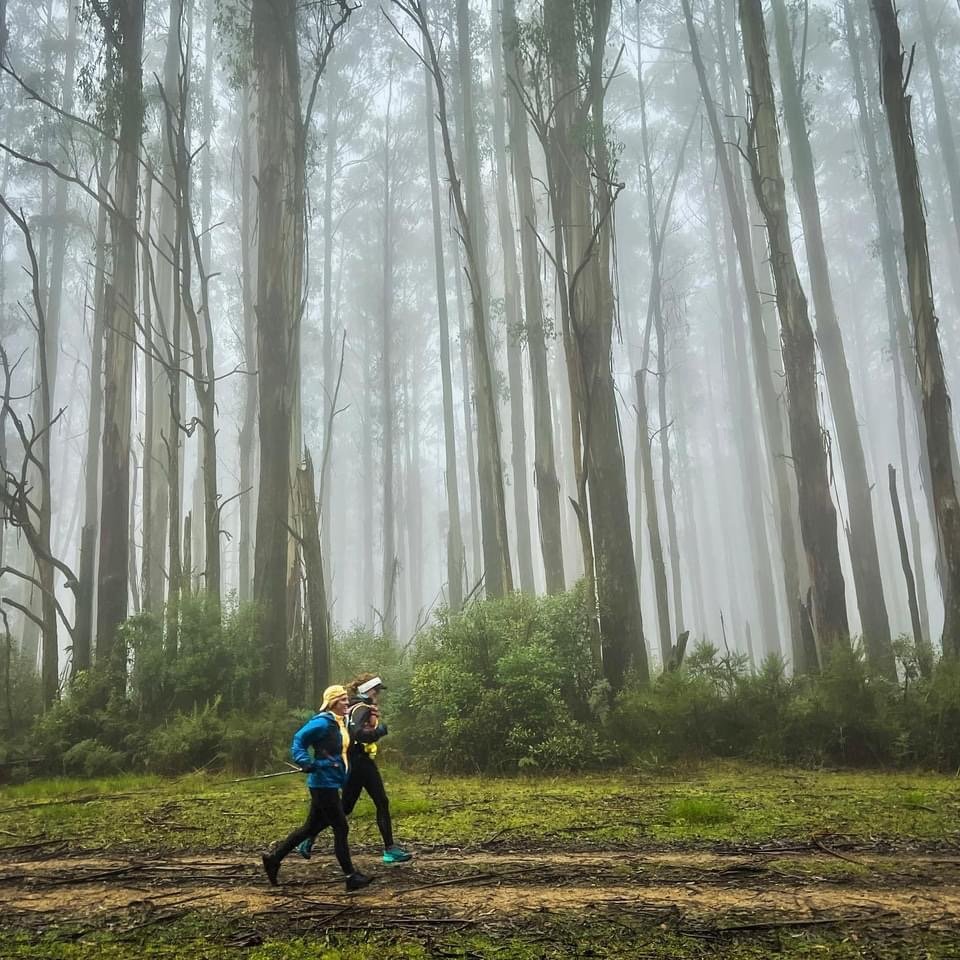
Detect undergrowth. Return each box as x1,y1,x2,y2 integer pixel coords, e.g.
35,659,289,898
4,587,960,780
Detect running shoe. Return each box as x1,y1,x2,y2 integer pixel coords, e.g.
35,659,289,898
382,845,412,864
296,839,313,860
345,871,374,891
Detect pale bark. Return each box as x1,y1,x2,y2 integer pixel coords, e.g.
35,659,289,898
700,134,781,655
740,0,850,660
96,0,144,680
889,465,932,676
423,33,464,611
635,24,684,638
380,75,397,637
238,85,258,604
871,0,960,657
636,368,671,666
74,144,112,677
453,244,482,587
683,0,810,670
454,0,513,598
543,0,648,687
841,0,932,646
769,0,894,677
917,0,960,261
490,0,534,594
501,0,564,595
298,449,330,700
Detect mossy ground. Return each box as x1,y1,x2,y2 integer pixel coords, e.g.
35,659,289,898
1,761,957,852
2,762,958,957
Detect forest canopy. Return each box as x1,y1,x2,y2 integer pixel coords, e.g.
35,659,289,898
1,0,960,769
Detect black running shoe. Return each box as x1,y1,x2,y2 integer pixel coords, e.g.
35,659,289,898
345,872,373,891
262,852,280,887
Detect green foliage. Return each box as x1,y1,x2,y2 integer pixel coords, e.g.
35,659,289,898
8,596,277,778
331,625,411,698
7,587,960,780
62,739,124,778
148,701,226,776
613,639,960,770
395,585,611,772
125,594,263,723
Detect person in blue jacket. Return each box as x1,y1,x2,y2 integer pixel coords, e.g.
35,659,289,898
297,674,411,864
261,684,372,891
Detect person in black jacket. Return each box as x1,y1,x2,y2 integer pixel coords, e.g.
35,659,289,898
298,673,412,864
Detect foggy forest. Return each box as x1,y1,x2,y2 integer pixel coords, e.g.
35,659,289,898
3,0,960,953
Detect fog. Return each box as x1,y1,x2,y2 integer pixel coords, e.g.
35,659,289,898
1,0,959,704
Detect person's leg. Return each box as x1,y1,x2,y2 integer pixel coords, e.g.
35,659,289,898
263,787,331,884
363,761,395,849
312,789,355,876
341,759,365,816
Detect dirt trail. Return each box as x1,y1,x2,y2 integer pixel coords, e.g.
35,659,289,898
2,847,958,936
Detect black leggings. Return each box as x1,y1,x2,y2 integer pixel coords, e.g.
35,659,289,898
343,752,394,848
274,787,354,875
308,753,394,848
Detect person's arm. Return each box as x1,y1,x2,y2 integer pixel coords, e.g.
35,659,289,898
349,704,388,743
290,716,330,770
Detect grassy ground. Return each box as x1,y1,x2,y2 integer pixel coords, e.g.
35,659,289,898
2,761,959,958
1,760,957,852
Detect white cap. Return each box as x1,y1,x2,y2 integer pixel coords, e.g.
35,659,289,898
357,676,385,695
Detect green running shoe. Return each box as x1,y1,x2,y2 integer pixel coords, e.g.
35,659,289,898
382,845,412,864
296,839,313,860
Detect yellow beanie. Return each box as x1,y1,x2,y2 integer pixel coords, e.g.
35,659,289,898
320,684,348,712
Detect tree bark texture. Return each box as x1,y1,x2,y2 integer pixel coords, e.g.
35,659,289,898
740,0,851,662
490,0,535,594
96,0,144,682
454,0,513,599
253,0,305,694
545,0,648,688
888,465,932,676
841,0,932,646
74,144,112,677
423,33,464,612
501,0,565,595
871,0,960,657
769,0,894,676
683,0,809,669
298,449,330,701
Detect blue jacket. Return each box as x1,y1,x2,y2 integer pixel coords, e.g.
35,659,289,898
290,712,349,789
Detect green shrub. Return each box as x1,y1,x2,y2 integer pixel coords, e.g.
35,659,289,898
220,702,295,774
394,584,606,772
148,701,226,776
62,739,124,778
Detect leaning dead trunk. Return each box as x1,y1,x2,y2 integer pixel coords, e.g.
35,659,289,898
888,465,931,677
871,0,960,657
298,449,331,701
739,0,850,661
